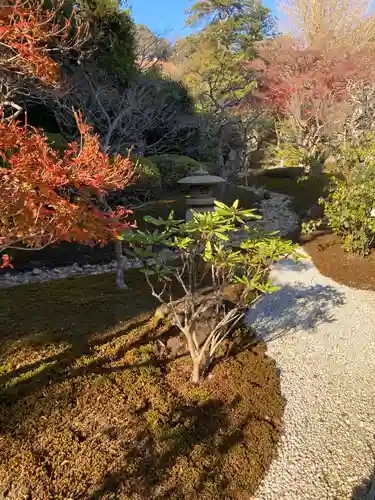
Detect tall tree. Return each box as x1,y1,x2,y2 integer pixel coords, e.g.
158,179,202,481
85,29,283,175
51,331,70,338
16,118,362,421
134,24,171,70
278,0,375,50
186,0,275,56
178,1,274,176
75,0,136,81
186,0,236,25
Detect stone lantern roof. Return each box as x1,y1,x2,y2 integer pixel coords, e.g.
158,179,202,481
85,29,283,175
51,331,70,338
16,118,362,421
177,167,226,186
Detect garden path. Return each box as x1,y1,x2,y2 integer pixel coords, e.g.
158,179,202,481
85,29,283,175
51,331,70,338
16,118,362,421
247,249,375,500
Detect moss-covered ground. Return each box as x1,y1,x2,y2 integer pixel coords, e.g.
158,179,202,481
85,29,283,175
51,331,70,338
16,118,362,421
0,269,284,499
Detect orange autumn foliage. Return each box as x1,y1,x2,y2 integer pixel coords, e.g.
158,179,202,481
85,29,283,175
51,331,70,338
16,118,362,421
0,1,82,85
0,114,135,253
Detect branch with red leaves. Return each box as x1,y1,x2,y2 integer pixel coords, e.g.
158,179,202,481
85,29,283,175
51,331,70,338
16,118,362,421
0,114,135,262
0,1,87,86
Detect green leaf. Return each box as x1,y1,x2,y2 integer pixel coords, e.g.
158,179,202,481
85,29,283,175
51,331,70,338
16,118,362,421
214,200,228,210
141,269,155,276
214,232,229,241
204,240,213,260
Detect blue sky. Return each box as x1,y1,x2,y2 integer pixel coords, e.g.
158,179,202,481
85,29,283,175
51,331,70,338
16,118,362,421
130,0,277,41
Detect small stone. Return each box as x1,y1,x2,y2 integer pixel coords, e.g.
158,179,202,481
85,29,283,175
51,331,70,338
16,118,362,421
32,268,42,275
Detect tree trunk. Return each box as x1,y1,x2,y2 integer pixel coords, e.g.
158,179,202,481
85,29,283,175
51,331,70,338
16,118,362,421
115,240,127,289
98,193,128,290
191,358,201,384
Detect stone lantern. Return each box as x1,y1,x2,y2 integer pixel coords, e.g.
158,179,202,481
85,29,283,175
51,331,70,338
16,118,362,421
177,167,226,221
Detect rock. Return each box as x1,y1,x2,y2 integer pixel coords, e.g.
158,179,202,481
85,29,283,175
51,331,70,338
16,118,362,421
32,268,42,275
159,249,175,262
306,203,324,219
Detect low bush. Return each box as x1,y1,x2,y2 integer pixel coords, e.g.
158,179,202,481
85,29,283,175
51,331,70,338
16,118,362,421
303,137,375,255
261,166,305,179
149,154,202,190
320,175,375,256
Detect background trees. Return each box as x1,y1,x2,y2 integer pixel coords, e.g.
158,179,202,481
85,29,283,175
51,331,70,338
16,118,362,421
278,0,375,49
169,0,275,178
250,38,375,170
134,24,171,71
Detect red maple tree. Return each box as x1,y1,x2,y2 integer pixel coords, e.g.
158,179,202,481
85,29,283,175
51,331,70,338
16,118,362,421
0,0,86,85
0,114,134,259
252,38,375,113
247,37,375,154
0,3,134,272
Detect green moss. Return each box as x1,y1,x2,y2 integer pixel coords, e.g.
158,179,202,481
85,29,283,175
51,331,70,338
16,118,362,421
0,272,284,498
249,173,331,216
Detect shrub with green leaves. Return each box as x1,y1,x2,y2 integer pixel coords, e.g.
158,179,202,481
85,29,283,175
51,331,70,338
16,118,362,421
304,137,375,255
123,201,298,383
320,174,375,256
149,154,202,190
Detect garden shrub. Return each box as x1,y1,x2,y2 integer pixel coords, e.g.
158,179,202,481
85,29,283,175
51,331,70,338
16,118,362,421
148,154,202,190
320,173,375,255
304,137,375,255
272,143,327,174
132,155,162,190
261,166,304,179
125,201,298,382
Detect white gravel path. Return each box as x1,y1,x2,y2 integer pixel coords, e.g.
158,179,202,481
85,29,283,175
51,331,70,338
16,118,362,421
246,248,375,500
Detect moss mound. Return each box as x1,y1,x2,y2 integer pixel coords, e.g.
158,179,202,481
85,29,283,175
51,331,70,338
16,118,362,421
0,271,284,499
149,154,203,190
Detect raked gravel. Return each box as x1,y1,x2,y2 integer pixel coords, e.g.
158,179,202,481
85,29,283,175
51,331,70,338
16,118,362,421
246,248,375,500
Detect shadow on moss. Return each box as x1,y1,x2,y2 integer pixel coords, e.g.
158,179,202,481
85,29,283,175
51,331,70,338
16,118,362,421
0,271,284,499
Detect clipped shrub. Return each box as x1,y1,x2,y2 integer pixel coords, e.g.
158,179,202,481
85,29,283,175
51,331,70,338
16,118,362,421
262,166,304,179
149,154,202,190
132,156,162,190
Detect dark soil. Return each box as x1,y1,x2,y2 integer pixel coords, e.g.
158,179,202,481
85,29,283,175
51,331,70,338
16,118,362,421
2,185,259,274
0,269,283,499
302,232,375,290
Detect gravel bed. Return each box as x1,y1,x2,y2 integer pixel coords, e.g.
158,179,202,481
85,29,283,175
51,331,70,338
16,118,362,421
237,184,300,237
246,249,375,500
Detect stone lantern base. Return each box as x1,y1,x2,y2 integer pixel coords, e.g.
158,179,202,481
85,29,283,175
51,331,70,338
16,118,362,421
185,197,216,221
